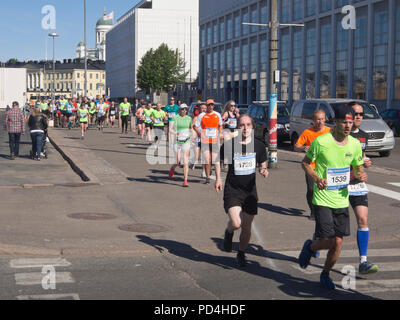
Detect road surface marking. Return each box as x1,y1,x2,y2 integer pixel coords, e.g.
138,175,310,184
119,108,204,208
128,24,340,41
15,272,75,286
16,293,80,300
292,262,400,275
334,279,400,294
252,224,280,272
274,248,400,259
387,182,400,188
368,184,400,201
10,258,71,269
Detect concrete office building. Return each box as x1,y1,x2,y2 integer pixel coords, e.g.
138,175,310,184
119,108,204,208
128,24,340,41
106,0,199,99
199,0,400,110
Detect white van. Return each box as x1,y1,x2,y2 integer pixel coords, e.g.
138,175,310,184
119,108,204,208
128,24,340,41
289,99,395,157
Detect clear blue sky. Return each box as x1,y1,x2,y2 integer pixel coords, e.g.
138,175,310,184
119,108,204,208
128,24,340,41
0,0,140,62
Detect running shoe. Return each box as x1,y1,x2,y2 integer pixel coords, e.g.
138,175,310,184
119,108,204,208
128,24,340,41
359,261,379,275
202,171,207,178
191,164,196,170
204,178,211,185
237,251,247,268
223,229,233,252
298,239,313,269
183,180,189,187
320,272,336,290
169,167,175,179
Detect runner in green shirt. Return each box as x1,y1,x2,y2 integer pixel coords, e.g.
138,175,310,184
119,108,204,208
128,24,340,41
119,97,131,134
143,102,154,144
168,104,193,187
151,103,167,146
298,105,367,290
77,104,89,139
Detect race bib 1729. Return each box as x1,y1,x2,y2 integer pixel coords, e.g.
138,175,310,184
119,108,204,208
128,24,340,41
234,153,256,176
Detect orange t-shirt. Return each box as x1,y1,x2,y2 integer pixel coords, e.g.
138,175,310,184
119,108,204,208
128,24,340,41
196,112,223,144
297,126,331,169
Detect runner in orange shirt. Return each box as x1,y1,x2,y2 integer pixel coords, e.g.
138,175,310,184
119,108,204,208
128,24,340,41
194,98,223,185
294,109,330,220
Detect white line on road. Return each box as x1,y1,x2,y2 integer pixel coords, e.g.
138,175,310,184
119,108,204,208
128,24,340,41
292,262,400,275
15,272,75,286
10,258,71,269
387,182,400,188
274,248,400,259
335,279,400,294
368,184,400,201
252,224,280,272
16,293,80,300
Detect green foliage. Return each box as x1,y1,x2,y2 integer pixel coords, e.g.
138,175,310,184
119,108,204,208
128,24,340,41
137,43,188,94
7,58,19,64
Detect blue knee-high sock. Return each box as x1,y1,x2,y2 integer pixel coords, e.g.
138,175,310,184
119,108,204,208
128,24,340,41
357,228,369,262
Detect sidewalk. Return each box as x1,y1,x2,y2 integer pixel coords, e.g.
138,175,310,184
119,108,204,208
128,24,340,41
0,112,82,187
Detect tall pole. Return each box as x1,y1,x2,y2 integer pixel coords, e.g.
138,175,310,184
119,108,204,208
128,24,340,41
48,33,59,110
268,0,279,169
84,0,87,97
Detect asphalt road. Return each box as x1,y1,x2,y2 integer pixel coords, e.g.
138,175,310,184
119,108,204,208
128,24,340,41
1,123,400,302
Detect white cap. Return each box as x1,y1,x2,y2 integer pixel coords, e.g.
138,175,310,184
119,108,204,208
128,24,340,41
179,104,188,109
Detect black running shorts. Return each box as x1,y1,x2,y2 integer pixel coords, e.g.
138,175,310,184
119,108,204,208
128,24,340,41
349,194,368,209
314,205,350,238
224,184,258,216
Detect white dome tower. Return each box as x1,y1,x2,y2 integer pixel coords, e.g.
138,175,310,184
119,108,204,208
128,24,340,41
76,41,85,59
95,8,114,61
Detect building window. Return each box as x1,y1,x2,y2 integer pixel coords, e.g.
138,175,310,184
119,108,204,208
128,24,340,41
206,50,211,91
234,11,241,39
213,49,218,91
242,40,248,74
220,46,225,89
306,23,316,98
226,44,232,76
250,3,258,33
395,0,400,100
293,29,302,100
336,0,349,8
320,0,331,12
293,0,303,21
373,3,388,100
336,17,348,98
201,26,206,48
226,15,233,40
306,0,316,16
242,8,249,36
77,73,80,79
213,21,218,45
320,19,331,98
354,8,367,100
219,18,225,42
281,0,290,23
280,30,290,101
207,23,211,46
234,42,240,77
96,74,99,79
250,37,257,74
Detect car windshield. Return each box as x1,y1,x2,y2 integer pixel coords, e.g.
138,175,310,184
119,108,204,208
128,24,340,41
254,103,289,118
330,103,380,120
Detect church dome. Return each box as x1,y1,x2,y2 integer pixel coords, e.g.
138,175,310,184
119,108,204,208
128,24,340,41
77,41,85,47
96,16,113,27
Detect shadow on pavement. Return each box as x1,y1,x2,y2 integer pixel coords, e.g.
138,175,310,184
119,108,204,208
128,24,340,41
258,203,307,217
137,235,378,300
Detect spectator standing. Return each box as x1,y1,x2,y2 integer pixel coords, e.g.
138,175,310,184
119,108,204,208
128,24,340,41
3,101,25,160
28,106,48,161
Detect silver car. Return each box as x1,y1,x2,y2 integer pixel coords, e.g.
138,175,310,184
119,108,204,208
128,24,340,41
289,99,395,157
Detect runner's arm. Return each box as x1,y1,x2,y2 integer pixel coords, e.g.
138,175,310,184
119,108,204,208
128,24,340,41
302,156,327,190
353,164,368,182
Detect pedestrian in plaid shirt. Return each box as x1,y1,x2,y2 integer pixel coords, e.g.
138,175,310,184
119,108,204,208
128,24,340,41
3,101,25,160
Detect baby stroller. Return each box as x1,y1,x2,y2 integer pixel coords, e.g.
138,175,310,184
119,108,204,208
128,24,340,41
30,129,49,159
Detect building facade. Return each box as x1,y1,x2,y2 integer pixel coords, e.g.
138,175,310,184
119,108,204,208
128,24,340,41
199,0,400,110
106,0,199,99
7,60,106,101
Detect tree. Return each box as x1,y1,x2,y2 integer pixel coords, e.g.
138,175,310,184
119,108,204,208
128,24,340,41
137,43,188,94
7,58,19,64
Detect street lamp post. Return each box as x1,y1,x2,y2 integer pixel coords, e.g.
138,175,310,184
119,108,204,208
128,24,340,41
48,33,59,112
84,0,88,98
243,0,304,169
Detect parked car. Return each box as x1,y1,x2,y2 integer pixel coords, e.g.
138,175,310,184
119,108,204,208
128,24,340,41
289,99,395,157
188,101,223,117
380,109,400,137
246,101,291,147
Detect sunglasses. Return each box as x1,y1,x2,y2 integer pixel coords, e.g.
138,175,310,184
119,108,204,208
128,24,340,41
207,103,215,106
354,112,364,117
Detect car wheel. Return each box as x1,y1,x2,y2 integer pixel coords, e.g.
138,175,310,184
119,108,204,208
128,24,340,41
290,133,298,151
379,151,391,157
